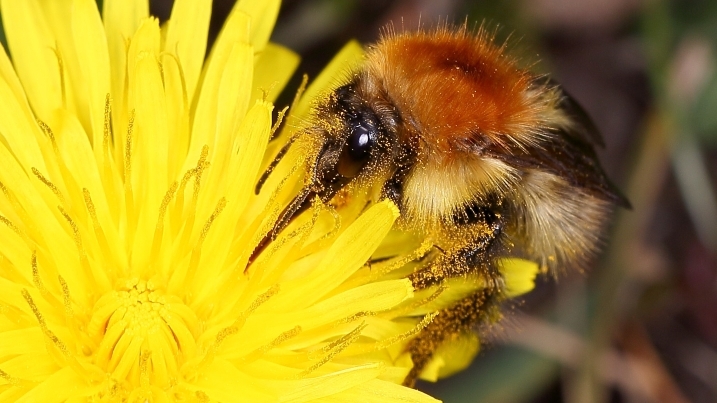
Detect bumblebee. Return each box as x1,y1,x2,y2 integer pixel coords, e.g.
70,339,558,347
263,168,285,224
256,26,627,386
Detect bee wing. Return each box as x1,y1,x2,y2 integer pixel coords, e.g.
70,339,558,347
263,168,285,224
492,135,629,207
556,87,605,148
490,79,630,208
532,76,605,148
545,133,629,208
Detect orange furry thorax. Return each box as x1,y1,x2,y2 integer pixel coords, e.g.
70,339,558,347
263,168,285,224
361,28,548,154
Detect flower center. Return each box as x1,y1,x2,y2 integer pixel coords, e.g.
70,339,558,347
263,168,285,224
116,280,167,337
89,278,197,387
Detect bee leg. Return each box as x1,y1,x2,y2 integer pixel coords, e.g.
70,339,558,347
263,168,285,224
403,218,504,386
381,177,401,206
380,156,414,210
408,219,502,290
461,229,505,289
402,288,502,387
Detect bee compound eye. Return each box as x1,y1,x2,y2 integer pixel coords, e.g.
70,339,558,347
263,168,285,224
349,123,374,159
337,120,376,178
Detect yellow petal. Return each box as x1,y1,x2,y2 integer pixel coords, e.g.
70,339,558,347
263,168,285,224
0,44,31,111
317,378,440,403
290,40,364,122
164,0,212,102
159,51,192,178
189,359,275,402
500,257,540,298
420,332,480,382
0,143,74,266
15,367,95,402
210,42,254,176
279,200,400,308
71,0,111,154
0,0,62,122
0,225,32,286
186,10,250,173
233,0,281,52
52,108,124,275
227,101,274,212
102,0,149,128
241,280,413,353
252,43,300,103
129,49,171,277
280,364,383,403
0,52,49,174
409,276,484,316
1,352,58,382
186,102,272,306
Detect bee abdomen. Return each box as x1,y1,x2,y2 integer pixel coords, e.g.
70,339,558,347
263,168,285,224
510,170,614,271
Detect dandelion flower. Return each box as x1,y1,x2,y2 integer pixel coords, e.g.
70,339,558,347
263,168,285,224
0,0,445,401
0,0,542,401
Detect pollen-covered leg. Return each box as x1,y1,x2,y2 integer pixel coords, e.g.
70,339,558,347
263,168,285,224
402,289,502,387
408,217,502,290
403,213,505,386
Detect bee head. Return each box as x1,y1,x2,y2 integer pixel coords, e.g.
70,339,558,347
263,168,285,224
309,83,392,201
249,81,401,266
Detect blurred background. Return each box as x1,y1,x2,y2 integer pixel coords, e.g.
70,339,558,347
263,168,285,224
155,0,717,402
17,0,715,401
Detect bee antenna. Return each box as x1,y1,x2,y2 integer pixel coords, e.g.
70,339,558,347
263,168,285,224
255,134,299,194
